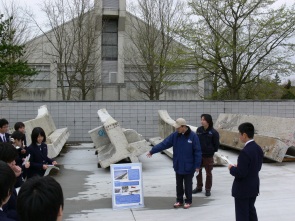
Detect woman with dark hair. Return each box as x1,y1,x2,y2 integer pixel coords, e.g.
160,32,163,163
27,127,57,178
192,114,220,197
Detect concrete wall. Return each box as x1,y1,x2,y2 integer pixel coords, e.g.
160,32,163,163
1,100,295,142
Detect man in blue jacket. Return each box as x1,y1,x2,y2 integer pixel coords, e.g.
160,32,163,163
147,118,202,209
228,122,263,221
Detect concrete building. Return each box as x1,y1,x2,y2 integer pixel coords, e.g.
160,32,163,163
20,0,206,101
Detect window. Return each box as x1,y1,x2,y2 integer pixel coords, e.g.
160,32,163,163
25,65,50,88
103,0,119,10
102,19,118,61
109,72,117,83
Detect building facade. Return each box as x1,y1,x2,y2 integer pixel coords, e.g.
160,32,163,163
19,0,206,101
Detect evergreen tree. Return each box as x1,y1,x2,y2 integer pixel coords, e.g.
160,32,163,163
0,14,37,100
273,74,281,84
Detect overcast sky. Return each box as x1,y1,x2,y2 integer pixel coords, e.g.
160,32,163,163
13,0,294,19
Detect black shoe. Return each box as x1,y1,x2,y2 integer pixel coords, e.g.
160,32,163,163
205,190,211,196
192,188,202,194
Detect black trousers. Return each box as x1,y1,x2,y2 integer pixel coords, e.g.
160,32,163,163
176,172,194,204
235,197,258,221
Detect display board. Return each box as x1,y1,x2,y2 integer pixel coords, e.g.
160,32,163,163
110,163,144,209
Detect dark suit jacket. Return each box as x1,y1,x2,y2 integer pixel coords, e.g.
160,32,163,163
0,133,10,143
230,140,264,198
27,143,53,178
0,210,15,221
2,188,18,221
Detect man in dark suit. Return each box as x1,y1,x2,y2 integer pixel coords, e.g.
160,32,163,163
0,119,10,143
228,122,264,221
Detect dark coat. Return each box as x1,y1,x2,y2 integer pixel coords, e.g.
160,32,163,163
0,210,15,221
27,143,53,178
2,188,18,221
196,126,219,157
150,126,202,174
230,140,264,198
0,133,10,143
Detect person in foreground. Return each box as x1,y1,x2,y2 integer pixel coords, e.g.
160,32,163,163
17,176,64,221
0,160,16,221
147,118,202,209
228,122,264,221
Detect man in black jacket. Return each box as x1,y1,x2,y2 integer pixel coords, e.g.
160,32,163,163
192,114,219,197
229,122,263,221
0,118,10,143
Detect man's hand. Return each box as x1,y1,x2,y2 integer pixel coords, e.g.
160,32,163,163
52,161,58,166
195,168,199,173
146,152,152,158
43,164,48,170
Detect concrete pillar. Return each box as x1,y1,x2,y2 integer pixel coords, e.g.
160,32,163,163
49,62,58,100
117,0,126,84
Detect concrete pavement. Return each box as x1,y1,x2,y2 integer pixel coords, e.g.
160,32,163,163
52,144,295,221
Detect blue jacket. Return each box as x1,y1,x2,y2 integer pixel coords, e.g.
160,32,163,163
150,126,202,174
27,143,53,178
196,126,219,157
230,140,263,198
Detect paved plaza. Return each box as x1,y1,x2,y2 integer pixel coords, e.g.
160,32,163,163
53,143,295,221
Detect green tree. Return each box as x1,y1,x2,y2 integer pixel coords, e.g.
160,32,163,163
281,79,295,99
281,90,295,99
185,0,295,100
0,14,37,100
273,73,281,84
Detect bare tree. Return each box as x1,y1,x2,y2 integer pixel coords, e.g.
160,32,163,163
185,0,295,99
125,0,189,100
33,0,100,100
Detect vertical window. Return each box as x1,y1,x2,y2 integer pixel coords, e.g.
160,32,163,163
204,77,213,98
102,19,118,61
103,0,119,10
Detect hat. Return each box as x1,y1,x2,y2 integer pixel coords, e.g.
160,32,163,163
173,118,187,129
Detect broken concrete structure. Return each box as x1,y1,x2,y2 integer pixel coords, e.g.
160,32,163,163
150,110,227,165
24,105,70,158
88,108,151,168
215,113,295,162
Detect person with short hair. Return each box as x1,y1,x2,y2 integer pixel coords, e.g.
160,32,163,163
228,122,264,221
10,131,30,180
11,131,27,162
17,176,64,221
13,122,27,147
0,143,23,188
0,160,16,221
147,118,202,209
0,143,22,221
27,127,57,178
193,114,219,197
0,119,10,143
